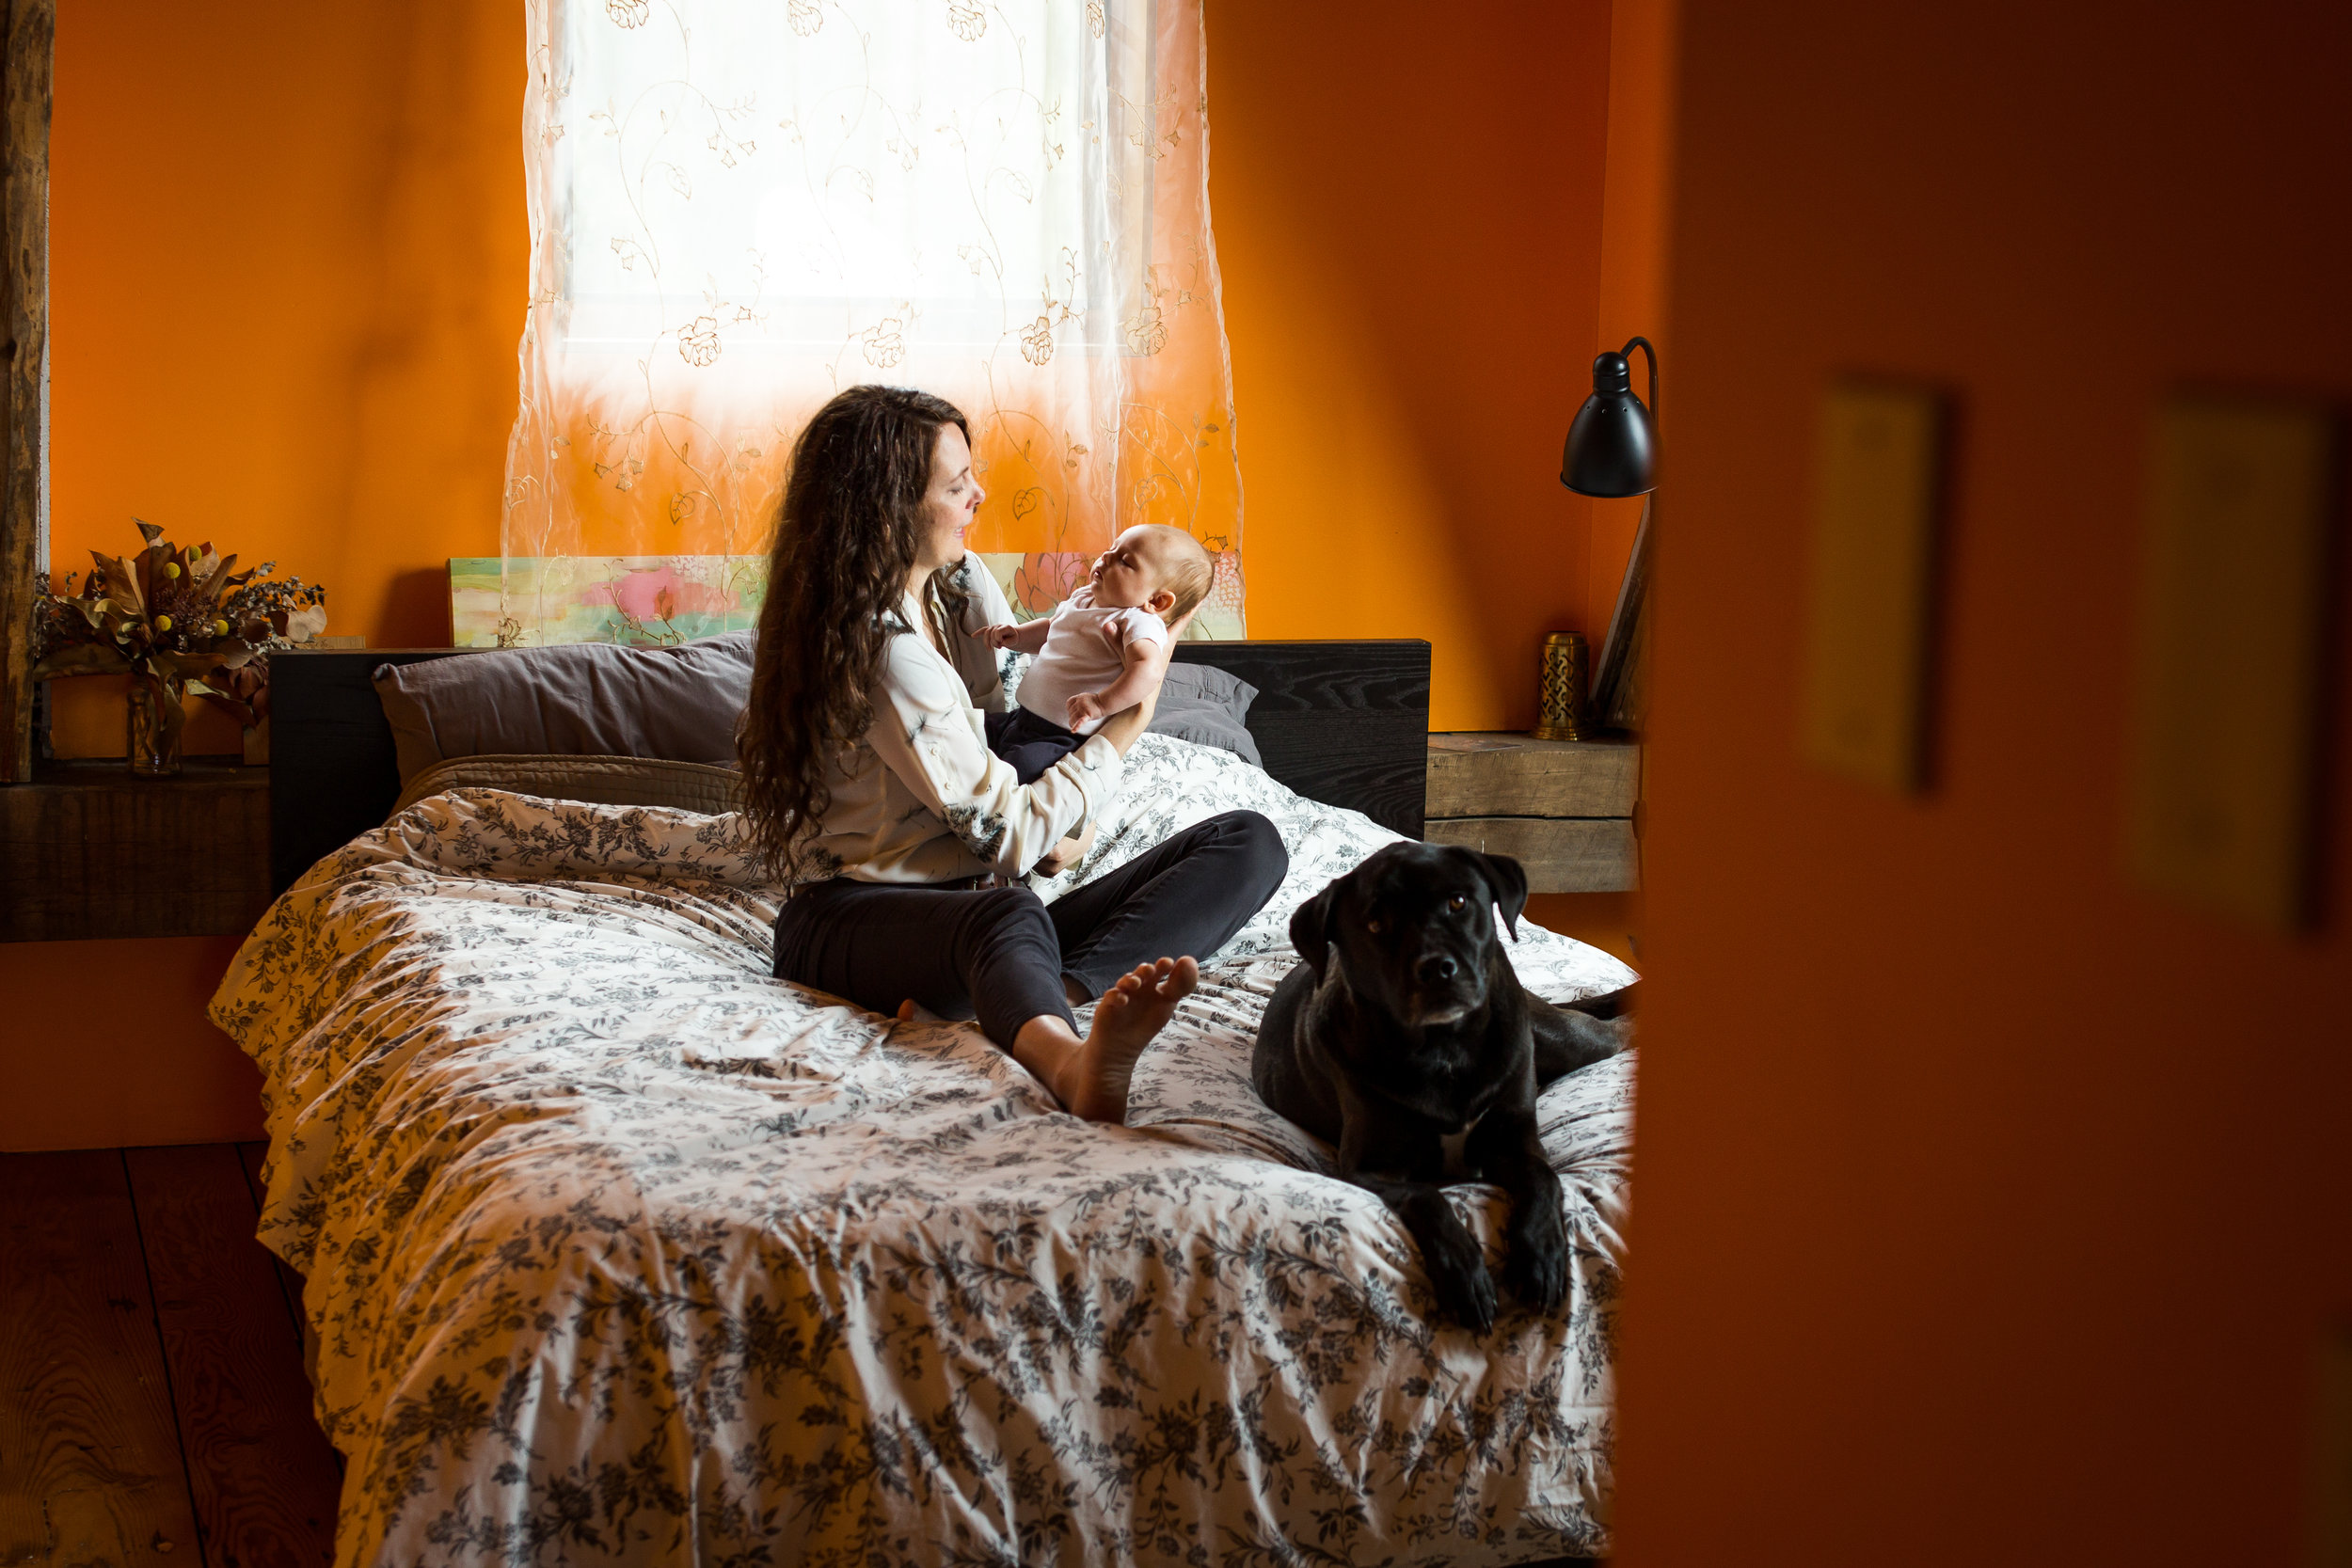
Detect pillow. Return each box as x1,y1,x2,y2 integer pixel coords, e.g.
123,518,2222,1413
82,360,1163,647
1151,661,1262,767
374,633,754,785
392,754,741,816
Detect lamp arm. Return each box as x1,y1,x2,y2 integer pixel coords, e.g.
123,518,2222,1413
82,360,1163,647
1621,336,1659,433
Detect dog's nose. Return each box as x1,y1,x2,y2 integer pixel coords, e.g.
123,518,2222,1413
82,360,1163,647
1416,954,1459,986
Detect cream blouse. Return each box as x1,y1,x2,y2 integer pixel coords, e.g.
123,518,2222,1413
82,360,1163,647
798,556,1126,884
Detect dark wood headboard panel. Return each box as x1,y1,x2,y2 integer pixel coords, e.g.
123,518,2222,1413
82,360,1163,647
268,640,1429,895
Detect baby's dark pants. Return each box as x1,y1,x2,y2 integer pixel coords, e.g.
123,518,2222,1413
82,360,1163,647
984,707,1088,784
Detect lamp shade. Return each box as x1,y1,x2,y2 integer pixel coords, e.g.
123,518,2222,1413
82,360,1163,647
1561,341,1658,498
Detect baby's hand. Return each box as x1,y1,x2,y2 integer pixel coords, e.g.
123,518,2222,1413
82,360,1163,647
1065,690,1105,727
979,623,1016,650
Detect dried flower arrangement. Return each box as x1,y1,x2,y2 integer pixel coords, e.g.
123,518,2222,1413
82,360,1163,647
31,518,327,772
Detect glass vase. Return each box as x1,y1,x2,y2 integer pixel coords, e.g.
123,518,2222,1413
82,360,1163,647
126,673,187,778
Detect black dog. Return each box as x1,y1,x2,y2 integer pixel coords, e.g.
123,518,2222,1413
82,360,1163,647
1252,843,1633,1330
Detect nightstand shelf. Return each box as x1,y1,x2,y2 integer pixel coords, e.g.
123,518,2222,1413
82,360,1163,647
1,759,271,942
1424,733,1640,893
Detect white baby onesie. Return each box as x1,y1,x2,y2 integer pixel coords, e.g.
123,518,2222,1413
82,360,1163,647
1015,586,1168,735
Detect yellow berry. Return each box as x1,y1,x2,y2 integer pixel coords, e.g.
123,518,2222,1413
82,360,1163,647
213,619,230,637
154,614,173,631
164,562,182,578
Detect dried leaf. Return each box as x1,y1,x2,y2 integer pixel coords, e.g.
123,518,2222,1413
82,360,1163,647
189,551,237,603
134,517,164,546
29,643,132,679
158,650,219,683
134,546,166,608
94,550,144,613
188,678,259,726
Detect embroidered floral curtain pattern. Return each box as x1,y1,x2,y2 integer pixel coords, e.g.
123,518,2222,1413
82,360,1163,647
494,0,1245,646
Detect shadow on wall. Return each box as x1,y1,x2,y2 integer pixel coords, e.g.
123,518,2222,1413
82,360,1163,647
378,566,454,651
335,0,524,628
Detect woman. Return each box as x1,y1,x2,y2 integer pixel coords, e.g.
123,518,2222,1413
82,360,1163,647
740,386,1288,1122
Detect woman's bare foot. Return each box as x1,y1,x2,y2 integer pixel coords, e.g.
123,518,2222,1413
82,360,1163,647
1053,957,1199,1122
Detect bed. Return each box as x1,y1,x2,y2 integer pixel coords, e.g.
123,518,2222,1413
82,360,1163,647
217,640,1639,1567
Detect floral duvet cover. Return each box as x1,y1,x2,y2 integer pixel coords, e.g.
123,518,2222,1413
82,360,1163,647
213,735,1639,1567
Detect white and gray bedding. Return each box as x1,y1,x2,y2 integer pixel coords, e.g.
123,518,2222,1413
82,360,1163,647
212,734,1638,1567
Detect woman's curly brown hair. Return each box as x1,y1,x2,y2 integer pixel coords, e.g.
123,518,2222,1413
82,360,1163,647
739,385,971,879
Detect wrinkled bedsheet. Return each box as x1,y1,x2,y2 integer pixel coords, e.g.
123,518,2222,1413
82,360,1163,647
212,735,1639,1567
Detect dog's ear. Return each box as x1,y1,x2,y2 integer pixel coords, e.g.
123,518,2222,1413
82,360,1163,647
1471,851,1530,942
1289,881,1342,980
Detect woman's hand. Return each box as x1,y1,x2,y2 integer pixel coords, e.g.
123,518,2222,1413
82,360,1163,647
1089,610,1195,757
1034,822,1097,879
1089,664,1166,756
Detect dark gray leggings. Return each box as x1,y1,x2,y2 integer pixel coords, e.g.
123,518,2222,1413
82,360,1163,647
771,811,1289,1047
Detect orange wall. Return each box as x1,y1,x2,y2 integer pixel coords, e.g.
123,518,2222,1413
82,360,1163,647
1615,6,2352,1564
1216,0,1620,730
0,0,526,1150
44,0,524,756
1585,0,1676,647
0,936,258,1149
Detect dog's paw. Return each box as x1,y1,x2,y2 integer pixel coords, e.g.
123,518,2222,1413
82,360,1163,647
1419,1225,1499,1333
1503,1235,1569,1317
1503,1183,1570,1316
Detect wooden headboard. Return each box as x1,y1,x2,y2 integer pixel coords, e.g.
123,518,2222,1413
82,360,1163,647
267,640,1430,895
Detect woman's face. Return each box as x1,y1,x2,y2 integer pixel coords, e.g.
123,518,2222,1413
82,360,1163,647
913,421,984,574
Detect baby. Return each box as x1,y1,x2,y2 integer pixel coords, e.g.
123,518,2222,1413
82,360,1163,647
977,523,1214,784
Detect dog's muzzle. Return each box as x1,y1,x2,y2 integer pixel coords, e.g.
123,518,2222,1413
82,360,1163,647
1405,952,1482,1026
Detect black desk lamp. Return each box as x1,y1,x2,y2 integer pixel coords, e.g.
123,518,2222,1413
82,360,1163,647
1561,336,1658,497
1561,336,1658,732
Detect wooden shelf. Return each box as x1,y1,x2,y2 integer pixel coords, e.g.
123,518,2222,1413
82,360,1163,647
1,758,271,942
1425,732,1640,893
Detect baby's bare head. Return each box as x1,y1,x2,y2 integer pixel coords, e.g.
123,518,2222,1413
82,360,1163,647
1092,524,1215,623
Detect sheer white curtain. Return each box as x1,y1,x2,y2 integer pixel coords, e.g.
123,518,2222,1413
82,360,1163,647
488,0,1245,647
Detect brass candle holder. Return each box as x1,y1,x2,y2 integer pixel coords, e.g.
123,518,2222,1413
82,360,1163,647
1533,630,1588,741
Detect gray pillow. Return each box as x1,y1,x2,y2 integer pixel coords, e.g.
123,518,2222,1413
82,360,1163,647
393,754,742,816
374,633,754,785
1152,661,1262,767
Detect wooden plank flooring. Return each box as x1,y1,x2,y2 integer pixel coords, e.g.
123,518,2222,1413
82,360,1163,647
1,1145,339,1568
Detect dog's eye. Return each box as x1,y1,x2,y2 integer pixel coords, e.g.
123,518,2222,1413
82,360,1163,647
1448,895,1467,911
1366,918,1384,934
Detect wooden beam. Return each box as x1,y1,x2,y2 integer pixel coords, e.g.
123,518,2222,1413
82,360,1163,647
1425,733,1641,819
0,0,50,784
1423,816,1640,893
0,760,271,942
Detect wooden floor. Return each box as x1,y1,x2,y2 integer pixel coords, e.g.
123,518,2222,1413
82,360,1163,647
1,1144,341,1568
